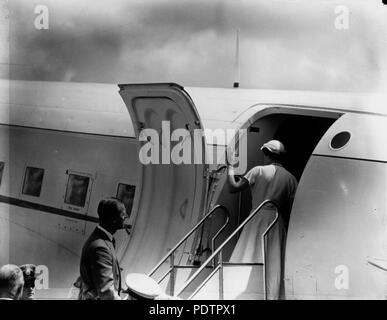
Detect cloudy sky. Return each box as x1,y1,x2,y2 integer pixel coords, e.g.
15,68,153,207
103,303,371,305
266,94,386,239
1,0,387,92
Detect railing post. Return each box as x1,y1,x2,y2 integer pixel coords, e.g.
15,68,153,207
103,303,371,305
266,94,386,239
219,251,224,300
170,252,175,296
212,241,217,268
262,236,267,300
261,209,279,300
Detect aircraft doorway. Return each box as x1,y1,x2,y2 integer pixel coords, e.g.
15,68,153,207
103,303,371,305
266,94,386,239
244,112,340,182
189,109,341,299
234,111,340,235
202,109,340,257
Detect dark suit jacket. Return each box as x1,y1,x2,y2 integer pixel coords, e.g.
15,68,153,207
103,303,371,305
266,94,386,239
79,227,122,300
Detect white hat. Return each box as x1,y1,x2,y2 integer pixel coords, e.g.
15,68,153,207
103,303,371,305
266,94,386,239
260,140,286,155
125,273,162,299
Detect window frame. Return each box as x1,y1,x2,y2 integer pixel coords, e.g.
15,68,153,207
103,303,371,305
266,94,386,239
21,166,45,198
62,170,94,214
116,182,136,218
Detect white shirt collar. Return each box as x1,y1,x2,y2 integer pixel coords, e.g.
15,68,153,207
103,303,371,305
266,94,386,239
97,225,114,242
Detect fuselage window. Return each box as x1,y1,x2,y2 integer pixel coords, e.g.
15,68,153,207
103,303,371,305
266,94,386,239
0,161,4,186
330,131,351,150
22,167,44,197
116,183,136,218
64,174,90,207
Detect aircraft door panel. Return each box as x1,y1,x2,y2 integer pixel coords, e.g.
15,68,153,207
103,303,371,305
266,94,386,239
119,84,206,275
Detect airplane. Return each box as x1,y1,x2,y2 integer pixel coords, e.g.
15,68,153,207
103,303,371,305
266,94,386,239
0,78,386,299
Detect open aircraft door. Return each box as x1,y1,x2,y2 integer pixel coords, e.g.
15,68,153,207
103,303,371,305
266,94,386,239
285,112,387,299
118,83,207,274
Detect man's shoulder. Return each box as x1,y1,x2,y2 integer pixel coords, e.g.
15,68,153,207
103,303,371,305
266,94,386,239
83,229,111,251
86,237,110,250
82,238,113,263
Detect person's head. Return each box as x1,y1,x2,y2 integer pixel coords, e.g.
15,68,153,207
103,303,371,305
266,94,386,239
19,264,36,300
260,140,286,164
97,198,128,234
0,264,24,300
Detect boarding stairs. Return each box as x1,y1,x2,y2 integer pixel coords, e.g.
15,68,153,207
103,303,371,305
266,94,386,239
148,200,279,300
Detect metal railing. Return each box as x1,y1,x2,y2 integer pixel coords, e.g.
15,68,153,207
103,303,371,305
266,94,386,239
147,204,230,295
174,199,279,300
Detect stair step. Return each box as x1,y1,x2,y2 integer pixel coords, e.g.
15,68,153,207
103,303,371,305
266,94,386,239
193,265,264,300
159,264,265,300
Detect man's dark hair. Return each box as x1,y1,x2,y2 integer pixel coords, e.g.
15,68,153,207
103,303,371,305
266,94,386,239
97,198,125,223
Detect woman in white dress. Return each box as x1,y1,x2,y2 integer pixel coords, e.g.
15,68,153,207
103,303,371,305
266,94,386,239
227,140,298,299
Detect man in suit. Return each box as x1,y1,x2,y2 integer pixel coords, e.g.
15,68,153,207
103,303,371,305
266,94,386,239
79,198,128,300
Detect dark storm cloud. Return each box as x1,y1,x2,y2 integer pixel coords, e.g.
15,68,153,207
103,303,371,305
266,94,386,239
6,0,387,91
9,1,129,82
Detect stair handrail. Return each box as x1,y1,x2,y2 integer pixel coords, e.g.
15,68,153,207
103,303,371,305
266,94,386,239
148,204,230,280
174,199,279,299
261,205,279,300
